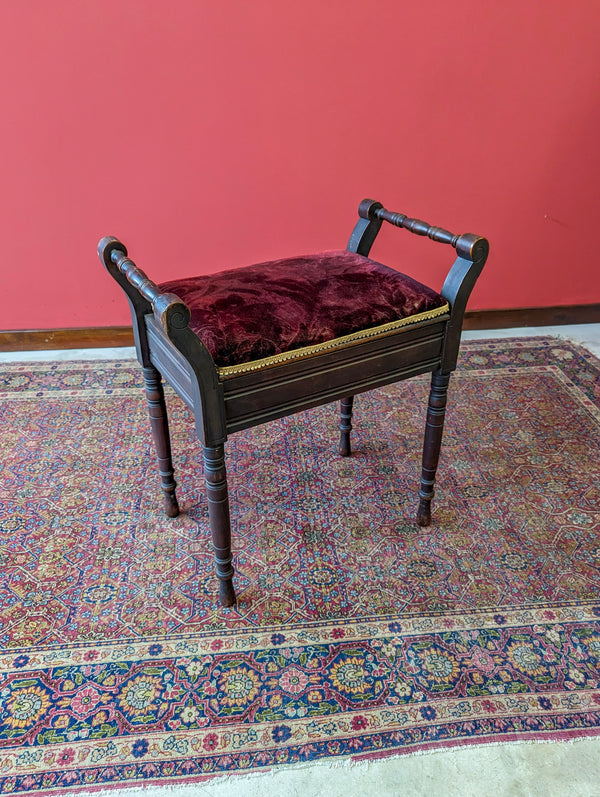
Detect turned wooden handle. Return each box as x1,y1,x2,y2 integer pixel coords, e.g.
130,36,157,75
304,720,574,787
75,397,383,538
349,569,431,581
374,207,460,247
97,236,190,332
356,200,487,262
110,248,164,305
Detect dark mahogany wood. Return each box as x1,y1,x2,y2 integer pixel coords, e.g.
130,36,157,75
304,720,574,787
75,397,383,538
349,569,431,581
98,200,489,607
417,370,451,527
203,445,235,607
339,396,354,457
142,365,180,518
373,207,460,247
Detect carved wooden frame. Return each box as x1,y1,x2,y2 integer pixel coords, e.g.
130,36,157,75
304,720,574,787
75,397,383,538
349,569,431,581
98,199,488,607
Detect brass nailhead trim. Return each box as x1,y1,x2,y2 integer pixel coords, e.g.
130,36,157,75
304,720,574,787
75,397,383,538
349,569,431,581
217,303,450,379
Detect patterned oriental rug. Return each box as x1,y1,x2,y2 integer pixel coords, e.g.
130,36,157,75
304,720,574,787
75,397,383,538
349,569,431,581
1,336,600,795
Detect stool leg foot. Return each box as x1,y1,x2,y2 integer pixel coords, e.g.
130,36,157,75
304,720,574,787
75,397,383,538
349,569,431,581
219,578,237,608
203,444,236,607
143,366,180,518
416,498,431,527
339,396,354,457
417,371,450,527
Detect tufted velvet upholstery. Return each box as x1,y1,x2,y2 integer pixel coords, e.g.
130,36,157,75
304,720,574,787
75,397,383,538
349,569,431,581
159,250,446,369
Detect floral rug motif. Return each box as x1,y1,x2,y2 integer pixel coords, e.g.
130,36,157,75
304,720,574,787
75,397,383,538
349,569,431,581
1,336,600,794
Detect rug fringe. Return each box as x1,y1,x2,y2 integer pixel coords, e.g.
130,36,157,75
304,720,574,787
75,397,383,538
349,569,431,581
71,734,600,797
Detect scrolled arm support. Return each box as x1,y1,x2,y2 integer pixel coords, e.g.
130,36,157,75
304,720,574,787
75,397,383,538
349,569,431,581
347,201,490,371
98,236,191,336
153,293,191,331
97,234,224,444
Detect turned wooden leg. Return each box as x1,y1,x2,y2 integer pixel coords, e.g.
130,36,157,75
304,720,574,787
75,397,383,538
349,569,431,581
417,371,451,527
203,445,236,607
142,366,180,518
339,396,354,457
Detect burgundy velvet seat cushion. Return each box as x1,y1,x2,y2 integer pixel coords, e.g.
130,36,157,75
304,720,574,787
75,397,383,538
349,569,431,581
159,250,446,369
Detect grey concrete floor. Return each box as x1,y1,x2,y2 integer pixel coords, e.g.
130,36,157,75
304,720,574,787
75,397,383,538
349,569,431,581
3,324,600,796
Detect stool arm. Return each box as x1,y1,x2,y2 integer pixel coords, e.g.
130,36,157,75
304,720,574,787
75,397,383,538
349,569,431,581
440,236,489,371
347,201,489,371
98,236,225,445
353,198,485,261
97,236,190,334
350,198,489,307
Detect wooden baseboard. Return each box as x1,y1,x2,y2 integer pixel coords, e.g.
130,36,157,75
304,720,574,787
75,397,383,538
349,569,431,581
0,327,135,352
1,305,599,352
463,304,600,330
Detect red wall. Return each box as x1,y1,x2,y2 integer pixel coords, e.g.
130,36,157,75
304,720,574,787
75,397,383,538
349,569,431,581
2,1,600,330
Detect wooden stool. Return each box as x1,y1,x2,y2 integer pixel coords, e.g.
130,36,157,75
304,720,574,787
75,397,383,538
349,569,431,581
98,199,488,607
